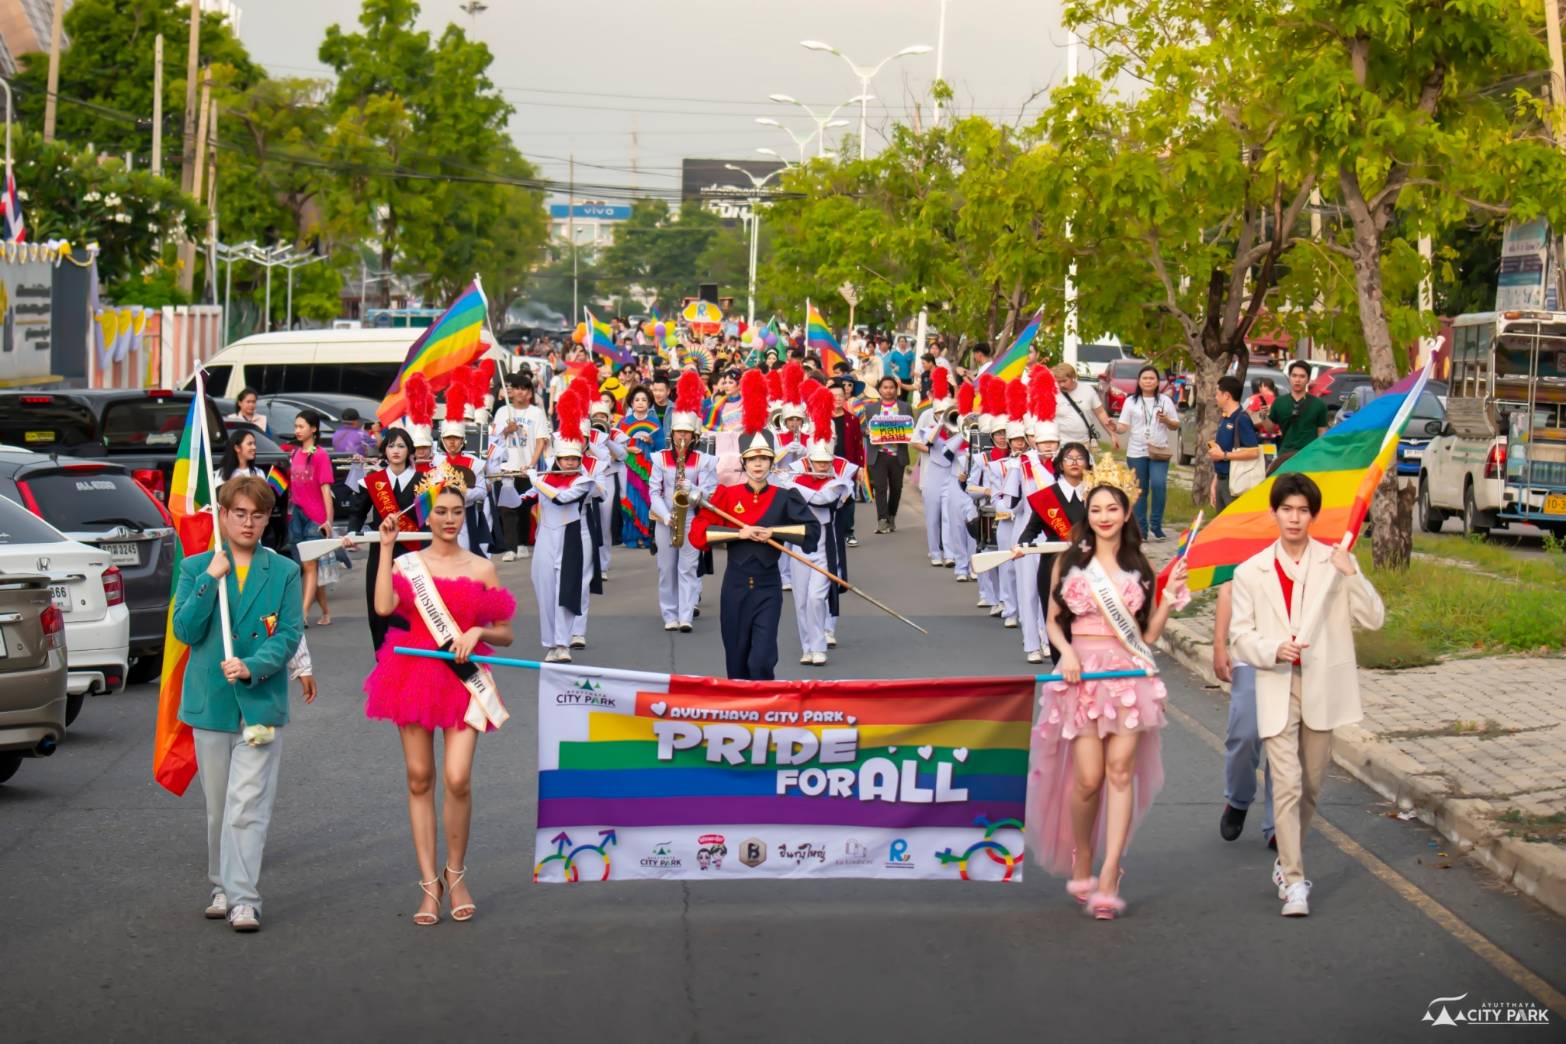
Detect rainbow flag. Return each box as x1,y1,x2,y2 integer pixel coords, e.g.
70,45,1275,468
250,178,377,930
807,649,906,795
982,307,1043,382
265,463,289,497
619,417,661,442
413,479,440,527
377,280,489,426
587,308,633,365
806,300,845,375
1160,363,1433,594
533,665,1034,882
703,394,727,429
153,382,217,795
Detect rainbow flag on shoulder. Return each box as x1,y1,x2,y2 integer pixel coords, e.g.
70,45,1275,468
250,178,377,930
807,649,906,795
981,307,1043,382
1159,362,1433,595
377,280,489,426
806,300,845,375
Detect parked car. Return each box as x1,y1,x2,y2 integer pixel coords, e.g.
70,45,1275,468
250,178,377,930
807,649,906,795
251,392,381,446
1313,369,1374,417
0,448,174,682
1176,364,1287,464
0,572,67,784
1334,385,1446,483
0,495,128,725
1075,342,1126,379
1096,358,1154,418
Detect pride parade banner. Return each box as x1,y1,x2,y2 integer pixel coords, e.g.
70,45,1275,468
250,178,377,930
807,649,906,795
534,665,1033,882
867,413,914,445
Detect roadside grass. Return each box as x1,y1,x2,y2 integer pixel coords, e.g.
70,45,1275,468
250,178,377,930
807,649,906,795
1356,545,1566,668
1412,533,1566,588
1496,809,1566,846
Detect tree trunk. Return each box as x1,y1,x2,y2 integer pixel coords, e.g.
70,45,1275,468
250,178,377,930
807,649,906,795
1188,350,1226,504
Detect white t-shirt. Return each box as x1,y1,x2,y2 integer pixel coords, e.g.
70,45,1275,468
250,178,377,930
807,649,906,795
1055,384,1104,445
1117,393,1180,458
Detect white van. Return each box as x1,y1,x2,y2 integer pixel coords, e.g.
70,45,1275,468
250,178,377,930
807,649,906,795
185,329,422,401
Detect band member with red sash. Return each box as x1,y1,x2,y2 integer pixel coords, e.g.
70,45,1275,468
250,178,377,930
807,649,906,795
689,370,820,681
778,385,855,666
345,427,429,650
649,370,717,632
523,385,603,663
1014,441,1092,664
998,372,1062,663
363,466,516,926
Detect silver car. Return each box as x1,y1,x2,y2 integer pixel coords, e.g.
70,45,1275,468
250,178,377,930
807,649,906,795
0,572,68,784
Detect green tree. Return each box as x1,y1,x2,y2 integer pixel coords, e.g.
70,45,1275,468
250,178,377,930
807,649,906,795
599,200,721,311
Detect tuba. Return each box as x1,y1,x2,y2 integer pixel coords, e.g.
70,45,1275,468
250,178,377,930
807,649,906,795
669,453,690,547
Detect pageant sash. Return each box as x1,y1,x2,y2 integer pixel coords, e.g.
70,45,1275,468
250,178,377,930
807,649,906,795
1026,483,1075,541
1084,558,1157,670
399,553,509,731
368,471,419,532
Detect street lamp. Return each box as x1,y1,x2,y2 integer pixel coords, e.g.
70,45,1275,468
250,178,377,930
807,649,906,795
754,116,819,164
768,93,870,159
724,163,785,326
800,40,932,159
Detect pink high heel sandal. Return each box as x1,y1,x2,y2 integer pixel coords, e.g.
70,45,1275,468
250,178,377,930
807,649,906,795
1065,876,1098,904
1088,871,1126,920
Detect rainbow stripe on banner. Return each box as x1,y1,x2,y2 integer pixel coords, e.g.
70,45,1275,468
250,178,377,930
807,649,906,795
534,666,1034,882
377,281,488,426
806,300,845,375
1160,363,1433,595
982,307,1043,382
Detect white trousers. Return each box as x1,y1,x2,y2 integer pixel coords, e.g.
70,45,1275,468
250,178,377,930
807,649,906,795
944,481,975,577
534,522,590,649
655,520,703,624
922,464,950,562
1015,552,1044,655
596,494,614,572
995,517,1019,618
194,726,284,914
789,551,831,655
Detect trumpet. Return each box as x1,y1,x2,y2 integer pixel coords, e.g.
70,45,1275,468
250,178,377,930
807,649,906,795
940,407,963,435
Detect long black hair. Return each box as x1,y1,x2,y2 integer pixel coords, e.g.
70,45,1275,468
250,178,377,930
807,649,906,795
218,429,257,480
1051,484,1156,631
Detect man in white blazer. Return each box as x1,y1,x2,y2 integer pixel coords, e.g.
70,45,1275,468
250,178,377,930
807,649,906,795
1230,473,1384,917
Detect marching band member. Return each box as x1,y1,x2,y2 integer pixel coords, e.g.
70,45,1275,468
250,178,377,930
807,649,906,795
968,376,1005,613
648,371,717,632
587,394,627,578
780,386,855,665
999,365,1061,663
911,366,955,568
433,379,491,555
344,427,429,650
947,381,980,582
522,389,600,663
774,360,809,470
991,379,1031,630
488,374,549,562
1014,440,1093,664
689,370,820,681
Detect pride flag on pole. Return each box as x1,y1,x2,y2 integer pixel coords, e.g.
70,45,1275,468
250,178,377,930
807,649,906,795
376,280,489,426
1159,362,1433,596
982,307,1043,382
153,385,217,795
806,300,845,375
587,308,634,365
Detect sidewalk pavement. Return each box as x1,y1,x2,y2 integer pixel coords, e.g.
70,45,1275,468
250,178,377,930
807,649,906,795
1155,588,1566,918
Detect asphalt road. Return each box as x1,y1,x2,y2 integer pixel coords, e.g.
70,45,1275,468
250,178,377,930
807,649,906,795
3,506,1563,1042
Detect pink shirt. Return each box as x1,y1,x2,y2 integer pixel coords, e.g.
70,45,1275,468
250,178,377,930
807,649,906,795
290,447,334,524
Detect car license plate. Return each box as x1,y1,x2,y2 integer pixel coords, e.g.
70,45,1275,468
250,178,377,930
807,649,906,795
1403,447,1423,460
50,584,72,611
1546,493,1566,516
103,541,141,566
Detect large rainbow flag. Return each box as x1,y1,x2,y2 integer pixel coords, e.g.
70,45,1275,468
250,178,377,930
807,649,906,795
1162,363,1433,594
981,307,1043,382
587,307,634,365
806,300,845,375
153,381,217,795
377,280,489,426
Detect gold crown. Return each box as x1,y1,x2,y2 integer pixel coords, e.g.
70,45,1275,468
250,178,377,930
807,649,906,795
1091,451,1141,507
416,463,470,499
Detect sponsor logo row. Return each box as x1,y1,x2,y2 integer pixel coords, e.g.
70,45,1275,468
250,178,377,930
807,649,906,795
637,834,920,871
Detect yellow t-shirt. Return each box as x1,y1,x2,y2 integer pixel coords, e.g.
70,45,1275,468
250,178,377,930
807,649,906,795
235,564,249,594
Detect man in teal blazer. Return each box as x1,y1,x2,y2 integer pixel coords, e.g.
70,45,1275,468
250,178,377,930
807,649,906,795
174,476,303,932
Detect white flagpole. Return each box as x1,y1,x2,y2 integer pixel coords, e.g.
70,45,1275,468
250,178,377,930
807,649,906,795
194,370,234,661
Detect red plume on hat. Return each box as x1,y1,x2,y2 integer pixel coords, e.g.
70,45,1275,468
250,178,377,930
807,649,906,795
443,380,468,423
766,368,784,402
475,358,497,401
406,372,435,427
799,377,825,404
806,383,834,444
783,359,804,405
556,385,585,445
930,365,950,403
676,369,704,415
957,380,975,416
740,368,768,433
1027,363,1057,422
569,371,597,407
1007,378,1028,423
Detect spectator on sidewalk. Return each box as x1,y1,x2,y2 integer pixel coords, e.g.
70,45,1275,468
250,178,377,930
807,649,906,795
1051,362,1119,451
1209,376,1263,510
1267,361,1328,471
331,408,375,457
1214,583,1275,848
1114,364,1181,539
1229,473,1385,918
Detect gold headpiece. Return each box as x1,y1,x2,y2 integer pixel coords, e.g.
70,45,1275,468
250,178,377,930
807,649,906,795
415,463,470,500
1091,451,1141,508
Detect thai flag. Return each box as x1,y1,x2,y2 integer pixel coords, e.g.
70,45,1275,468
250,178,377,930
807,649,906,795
3,161,25,243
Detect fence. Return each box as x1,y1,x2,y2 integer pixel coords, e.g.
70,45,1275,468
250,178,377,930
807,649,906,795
89,305,224,390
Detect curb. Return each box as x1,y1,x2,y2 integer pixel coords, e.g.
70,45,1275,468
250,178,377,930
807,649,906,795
1157,616,1566,919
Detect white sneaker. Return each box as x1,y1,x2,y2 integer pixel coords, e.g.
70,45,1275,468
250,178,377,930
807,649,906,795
517,547,531,559
543,647,560,663
931,558,943,568
1026,650,1044,664
825,632,837,648
678,620,693,633
782,583,792,592
988,605,1004,618
1003,617,1019,628
204,889,228,920
976,599,993,608
501,551,516,562
801,653,814,665
555,647,572,664
229,904,260,932
811,652,827,665
664,621,680,631
570,636,587,649
1281,880,1311,917
1272,859,1287,899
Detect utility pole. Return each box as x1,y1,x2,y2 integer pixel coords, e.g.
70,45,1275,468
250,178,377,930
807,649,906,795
932,0,948,125
42,0,65,142
1061,26,1080,367
569,153,578,319
206,90,219,304
151,34,164,175
1544,0,1566,305
180,73,211,295
180,3,202,195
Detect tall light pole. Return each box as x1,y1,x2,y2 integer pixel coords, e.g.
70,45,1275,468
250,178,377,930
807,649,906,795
768,93,869,159
1062,27,1080,368
932,0,949,126
724,164,784,326
755,117,820,164
800,40,932,159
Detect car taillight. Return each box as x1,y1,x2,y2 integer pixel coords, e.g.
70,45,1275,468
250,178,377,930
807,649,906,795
136,479,176,526
40,604,65,650
20,394,52,404
102,566,125,606
14,479,43,516
147,388,173,398
134,468,167,502
1484,443,1507,479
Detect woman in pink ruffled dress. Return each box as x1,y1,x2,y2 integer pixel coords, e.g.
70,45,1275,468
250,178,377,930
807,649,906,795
1028,484,1187,919
364,476,515,926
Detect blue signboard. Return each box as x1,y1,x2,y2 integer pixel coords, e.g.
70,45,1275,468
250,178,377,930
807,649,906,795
549,203,632,221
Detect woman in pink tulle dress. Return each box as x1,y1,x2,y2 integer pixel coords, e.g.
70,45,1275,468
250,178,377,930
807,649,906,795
364,475,515,926
1028,483,1187,920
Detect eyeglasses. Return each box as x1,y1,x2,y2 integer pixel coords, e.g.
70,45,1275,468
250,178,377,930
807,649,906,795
1060,454,1088,465
226,510,268,523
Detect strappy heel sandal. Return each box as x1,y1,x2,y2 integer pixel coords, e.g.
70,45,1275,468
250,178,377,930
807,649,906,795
1065,876,1098,904
445,865,476,922
414,877,443,926
1088,870,1126,921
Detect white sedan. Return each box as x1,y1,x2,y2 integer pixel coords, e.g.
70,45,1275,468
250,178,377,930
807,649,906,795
0,494,130,726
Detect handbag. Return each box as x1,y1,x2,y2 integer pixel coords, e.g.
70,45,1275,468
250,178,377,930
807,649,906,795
1141,397,1173,461
1228,448,1267,494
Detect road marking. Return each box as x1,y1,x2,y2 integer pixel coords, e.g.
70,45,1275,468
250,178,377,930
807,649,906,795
1165,701,1566,1017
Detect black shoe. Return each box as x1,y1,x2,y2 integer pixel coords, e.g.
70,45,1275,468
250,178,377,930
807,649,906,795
1220,803,1247,841
1267,833,1277,852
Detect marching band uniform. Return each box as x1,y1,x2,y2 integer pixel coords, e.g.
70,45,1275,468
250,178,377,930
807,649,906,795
1000,432,1056,663
782,456,853,665
649,372,717,632
912,367,954,568
947,429,979,582
523,395,600,663
586,417,626,575
967,416,1004,610
345,454,429,650
1017,460,1089,665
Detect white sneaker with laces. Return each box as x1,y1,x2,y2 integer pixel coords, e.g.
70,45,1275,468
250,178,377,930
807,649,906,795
1281,880,1311,917
811,652,827,666
1272,859,1287,899
801,653,813,665
501,551,516,562
664,621,680,631
988,605,1004,618
1003,617,1018,628
517,547,531,559
570,636,587,650
229,904,260,932
1026,650,1044,664
825,632,837,648
543,647,561,663
555,646,572,663
205,889,228,920
930,558,943,568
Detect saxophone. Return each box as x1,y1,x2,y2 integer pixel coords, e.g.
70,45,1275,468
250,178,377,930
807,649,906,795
669,452,691,547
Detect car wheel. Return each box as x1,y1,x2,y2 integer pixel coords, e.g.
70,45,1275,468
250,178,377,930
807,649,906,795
128,655,163,685
64,692,85,727
1463,483,1490,537
0,752,22,784
1418,476,1445,533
